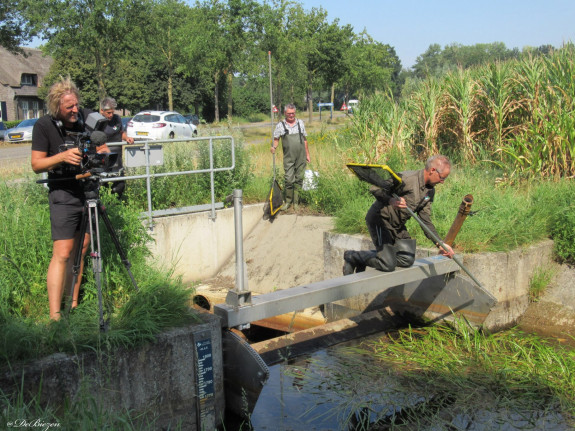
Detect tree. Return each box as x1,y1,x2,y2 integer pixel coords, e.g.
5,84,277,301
0,1,35,53
145,0,192,111
314,20,354,107
181,1,229,122
24,0,151,102
300,6,329,123
412,43,443,79
342,31,400,100
260,0,308,112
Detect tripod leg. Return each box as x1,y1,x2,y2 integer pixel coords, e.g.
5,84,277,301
97,201,139,291
86,200,107,331
67,202,90,313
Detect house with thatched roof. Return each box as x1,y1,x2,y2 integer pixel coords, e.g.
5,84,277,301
0,46,53,122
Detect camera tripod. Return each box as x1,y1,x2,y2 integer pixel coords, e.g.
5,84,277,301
69,176,139,331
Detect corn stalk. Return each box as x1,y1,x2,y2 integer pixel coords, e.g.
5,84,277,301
444,67,483,162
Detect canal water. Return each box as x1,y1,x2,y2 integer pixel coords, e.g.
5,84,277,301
226,332,572,431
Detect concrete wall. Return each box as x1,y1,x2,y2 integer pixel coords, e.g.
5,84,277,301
323,232,555,331
147,203,264,283
0,312,225,430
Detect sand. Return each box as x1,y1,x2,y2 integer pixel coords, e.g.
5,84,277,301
207,213,334,293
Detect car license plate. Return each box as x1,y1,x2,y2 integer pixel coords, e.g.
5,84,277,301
136,131,148,136
11,134,22,139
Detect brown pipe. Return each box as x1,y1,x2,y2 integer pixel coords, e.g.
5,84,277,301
444,194,474,247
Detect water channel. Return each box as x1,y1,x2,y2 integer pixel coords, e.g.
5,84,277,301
224,328,572,431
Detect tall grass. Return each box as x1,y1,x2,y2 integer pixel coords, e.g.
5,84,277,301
279,323,574,429
371,323,575,419
391,43,575,177
0,179,200,366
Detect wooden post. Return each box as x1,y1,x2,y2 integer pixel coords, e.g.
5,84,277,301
444,194,474,246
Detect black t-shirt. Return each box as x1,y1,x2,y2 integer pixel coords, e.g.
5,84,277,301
103,113,123,142
32,109,93,193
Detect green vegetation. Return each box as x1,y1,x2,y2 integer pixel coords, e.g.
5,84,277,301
284,322,574,429
1,383,184,430
256,45,575,261
0,180,200,367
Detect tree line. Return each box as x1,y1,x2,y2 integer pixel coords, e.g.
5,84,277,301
2,0,558,122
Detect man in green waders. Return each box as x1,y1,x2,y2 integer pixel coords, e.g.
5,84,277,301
271,104,310,211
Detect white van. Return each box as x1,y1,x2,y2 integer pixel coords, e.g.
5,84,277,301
348,99,359,113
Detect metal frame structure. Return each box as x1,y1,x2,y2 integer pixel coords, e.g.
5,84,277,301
105,135,235,226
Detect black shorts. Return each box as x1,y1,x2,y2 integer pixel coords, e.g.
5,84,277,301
49,189,85,241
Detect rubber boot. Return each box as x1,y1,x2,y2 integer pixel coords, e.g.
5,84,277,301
293,189,300,211
343,250,367,275
282,188,293,211
366,244,397,272
395,239,416,268
343,246,397,275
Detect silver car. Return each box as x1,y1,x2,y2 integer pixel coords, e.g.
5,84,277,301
6,118,39,143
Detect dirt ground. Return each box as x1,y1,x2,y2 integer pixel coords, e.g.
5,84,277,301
207,213,334,293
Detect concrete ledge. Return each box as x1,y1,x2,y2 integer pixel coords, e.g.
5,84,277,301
0,312,225,430
147,203,265,283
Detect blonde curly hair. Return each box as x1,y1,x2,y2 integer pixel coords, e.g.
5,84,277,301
47,76,81,118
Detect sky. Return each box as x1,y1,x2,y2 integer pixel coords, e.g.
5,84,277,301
298,0,575,68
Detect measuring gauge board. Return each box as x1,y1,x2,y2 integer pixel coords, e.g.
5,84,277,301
193,330,216,429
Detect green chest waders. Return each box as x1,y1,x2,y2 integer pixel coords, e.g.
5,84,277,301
281,121,306,209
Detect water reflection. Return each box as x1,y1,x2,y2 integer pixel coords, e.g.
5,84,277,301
238,334,571,431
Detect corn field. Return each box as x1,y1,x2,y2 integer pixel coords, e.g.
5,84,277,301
347,43,575,179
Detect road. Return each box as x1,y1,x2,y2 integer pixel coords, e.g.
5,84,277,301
0,111,350,168
0,143,30,168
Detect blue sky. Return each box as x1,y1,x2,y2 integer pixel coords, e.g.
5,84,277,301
298,0,575,68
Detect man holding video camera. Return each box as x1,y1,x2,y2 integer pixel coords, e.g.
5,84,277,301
31,77,110,320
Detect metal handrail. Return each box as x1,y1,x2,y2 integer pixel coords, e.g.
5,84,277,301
104,135,235,228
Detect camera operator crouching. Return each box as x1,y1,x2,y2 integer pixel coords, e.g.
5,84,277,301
31,76,111,321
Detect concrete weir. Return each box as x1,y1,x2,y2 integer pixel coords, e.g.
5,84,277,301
1,204,560,429
323,233,555,332
0,312,225,430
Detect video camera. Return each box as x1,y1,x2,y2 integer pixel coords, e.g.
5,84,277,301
58,112,118,176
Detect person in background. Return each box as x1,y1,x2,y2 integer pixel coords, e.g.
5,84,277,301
100,96,134,197
343,155,455,275
270,104,310,211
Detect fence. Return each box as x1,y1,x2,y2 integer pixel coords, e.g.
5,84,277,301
105,135,235,228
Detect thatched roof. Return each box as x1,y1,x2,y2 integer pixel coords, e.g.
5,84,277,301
0,46,53,87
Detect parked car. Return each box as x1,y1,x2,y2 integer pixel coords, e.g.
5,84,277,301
6,118,39,143
0,122,5,141
347,99,359,114
121,116,132,131
126,111,197,141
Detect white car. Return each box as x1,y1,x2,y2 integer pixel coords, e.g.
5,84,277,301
126,111,197,141
6,118,38,143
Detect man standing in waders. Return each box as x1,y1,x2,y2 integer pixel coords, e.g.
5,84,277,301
271,104,310,211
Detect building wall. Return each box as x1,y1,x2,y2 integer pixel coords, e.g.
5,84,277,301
0,47,53,122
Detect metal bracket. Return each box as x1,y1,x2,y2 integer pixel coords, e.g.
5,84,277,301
225,289,252,307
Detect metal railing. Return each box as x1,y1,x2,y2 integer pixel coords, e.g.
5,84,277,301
104,135,235,228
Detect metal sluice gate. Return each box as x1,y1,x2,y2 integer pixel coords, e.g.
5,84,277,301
213,255,497,329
